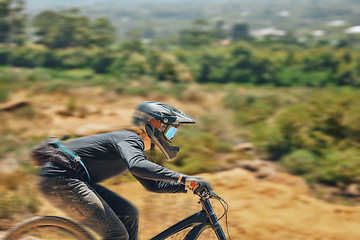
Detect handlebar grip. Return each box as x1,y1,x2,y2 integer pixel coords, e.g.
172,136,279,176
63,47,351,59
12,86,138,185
189,181,199,190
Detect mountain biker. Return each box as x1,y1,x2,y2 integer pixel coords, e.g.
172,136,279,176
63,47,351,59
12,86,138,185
35,101,211,240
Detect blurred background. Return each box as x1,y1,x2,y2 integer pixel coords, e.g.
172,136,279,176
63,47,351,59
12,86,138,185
1,0,360,239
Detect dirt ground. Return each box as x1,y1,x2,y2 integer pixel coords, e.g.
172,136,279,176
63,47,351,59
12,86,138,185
2,90,360,239
20,168,360,240
104,168,360,240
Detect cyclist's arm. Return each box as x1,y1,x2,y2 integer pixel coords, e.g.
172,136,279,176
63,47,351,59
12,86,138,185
132,174,187,193
116,137,181,183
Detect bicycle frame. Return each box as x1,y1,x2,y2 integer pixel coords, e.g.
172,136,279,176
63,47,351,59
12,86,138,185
150,194,227,240
4,190,228,240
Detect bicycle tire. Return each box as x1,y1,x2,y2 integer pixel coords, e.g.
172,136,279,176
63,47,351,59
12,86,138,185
3,216,96,240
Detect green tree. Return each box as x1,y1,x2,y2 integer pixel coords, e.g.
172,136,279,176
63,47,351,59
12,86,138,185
33,9,116,49
33,10,90,48
225,43,276,85
89,18,116,47
198,49,229,83
179,19,213,47
123,52,149,78
0,0,26,46
156,53,194,83
121,30,145,53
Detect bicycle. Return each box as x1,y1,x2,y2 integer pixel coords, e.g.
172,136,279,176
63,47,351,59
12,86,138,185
3,185,231,240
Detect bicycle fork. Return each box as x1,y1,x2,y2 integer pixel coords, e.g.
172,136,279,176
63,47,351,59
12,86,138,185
200,197,227,240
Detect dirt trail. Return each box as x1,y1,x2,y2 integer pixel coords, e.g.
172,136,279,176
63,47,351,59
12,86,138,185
6,168,359,240
106,168,360,240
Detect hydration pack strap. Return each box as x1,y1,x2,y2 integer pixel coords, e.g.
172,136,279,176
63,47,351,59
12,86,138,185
53,141,91,183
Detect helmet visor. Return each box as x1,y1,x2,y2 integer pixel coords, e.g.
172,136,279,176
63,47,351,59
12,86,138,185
165,126,177,141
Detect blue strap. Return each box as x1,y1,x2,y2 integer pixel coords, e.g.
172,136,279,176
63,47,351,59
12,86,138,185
54,141,91,182
76,160,91,183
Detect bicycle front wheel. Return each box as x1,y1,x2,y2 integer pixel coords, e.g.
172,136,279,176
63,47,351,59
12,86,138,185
3,216,95,240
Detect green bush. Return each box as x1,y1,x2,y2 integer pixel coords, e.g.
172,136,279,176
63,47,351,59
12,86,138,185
9,47,51,68
224,92,284,125
318,150,360,186
0,48,11,65
156,53,194,83
56,48,92,69
123,53,150,78
259,88,360,186
90,49,112,73
166,133,221,174
108,53,129,74
281,150,318,176
275,68,334,87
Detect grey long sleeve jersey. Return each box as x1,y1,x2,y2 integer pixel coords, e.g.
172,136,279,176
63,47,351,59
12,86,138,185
39,130,186,193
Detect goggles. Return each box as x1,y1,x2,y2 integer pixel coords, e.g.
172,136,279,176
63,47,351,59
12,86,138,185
164,126,178,142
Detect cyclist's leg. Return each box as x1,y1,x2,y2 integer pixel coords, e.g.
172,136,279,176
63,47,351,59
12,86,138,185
91,183,139,240
38,176,129,240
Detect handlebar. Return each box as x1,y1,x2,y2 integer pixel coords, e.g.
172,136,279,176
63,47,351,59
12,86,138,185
195,185,222,201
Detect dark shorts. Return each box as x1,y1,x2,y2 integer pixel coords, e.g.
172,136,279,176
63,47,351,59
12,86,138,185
38,176,139,240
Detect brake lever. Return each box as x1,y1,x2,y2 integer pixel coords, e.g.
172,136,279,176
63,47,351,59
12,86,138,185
209,191,221,200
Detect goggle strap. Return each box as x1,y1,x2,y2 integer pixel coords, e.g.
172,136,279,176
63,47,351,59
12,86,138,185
149,118,162,129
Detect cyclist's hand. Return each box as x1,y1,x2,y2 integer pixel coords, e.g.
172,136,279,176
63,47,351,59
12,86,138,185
183,176,212,194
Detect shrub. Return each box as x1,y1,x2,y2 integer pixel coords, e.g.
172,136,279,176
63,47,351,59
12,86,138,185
167,132,221,174
123,53,150,78
318,150,360,187
56,48,92,69
90,49,112,73
281,150,318,176
156,53,194,83
260,89,360,186
0,48,11,65
224,92,284,125
275,67,333,87
9,47,52,68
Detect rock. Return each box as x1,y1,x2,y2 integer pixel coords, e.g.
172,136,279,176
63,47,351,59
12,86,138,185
0,100,31,111
346,184,360,196
255,166,277,178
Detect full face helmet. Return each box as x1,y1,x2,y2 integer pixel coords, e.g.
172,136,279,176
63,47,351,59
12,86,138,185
133,101,196,160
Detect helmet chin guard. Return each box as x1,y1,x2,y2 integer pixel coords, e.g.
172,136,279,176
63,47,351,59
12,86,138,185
133,101,196,160
145,125,179,160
